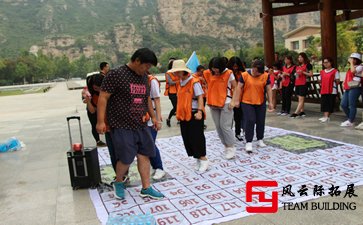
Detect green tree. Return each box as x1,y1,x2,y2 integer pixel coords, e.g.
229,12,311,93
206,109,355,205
337,21,357,70
224,50,236,60
305,35,322,61
54,55,72,79
159,49,188,72
354,26,363,53
15,62,30,84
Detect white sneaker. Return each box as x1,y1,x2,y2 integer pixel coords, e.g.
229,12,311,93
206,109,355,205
194,159,200,171
340,120,353,127
224,147,236,160
319,117,326,121
198,159,209,173
320,117,330,123
245,142,253,153
355,122,363,130
258,140,267,147
152,169,166,180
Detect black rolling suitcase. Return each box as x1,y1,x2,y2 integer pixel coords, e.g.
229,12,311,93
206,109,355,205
66,116,101,190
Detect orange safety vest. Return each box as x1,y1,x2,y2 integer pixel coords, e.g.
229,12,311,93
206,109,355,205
143,75,161,123
320,68,338,94
206,69,233,108
241,71,269,105
203,69,212,85
192,73,207,98
233,71,244,101
164,72,179,96
282,65,295,87
343,68,356,91
176,76,206,121
295,64,308,86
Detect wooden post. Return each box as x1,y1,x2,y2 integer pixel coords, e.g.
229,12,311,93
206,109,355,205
262,0,274,68
320,0,337,66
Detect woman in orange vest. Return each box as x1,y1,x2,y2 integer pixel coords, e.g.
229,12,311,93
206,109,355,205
290,52,313,118
340,53,363,127
227,56,245,142
205,57,237,160
164,58,179,127
319,57,340,123
169,60,209,172
231,60,274,153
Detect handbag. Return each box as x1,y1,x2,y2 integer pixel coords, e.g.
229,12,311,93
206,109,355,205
348,80,361,88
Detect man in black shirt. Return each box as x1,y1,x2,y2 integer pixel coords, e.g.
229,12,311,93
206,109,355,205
97,48,164,200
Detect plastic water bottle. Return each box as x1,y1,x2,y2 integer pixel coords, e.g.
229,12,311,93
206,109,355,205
0,137,22,153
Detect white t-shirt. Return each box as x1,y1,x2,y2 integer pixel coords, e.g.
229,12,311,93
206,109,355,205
324,68,340,94
147,79,160,127
180,76,204,109
225,70,235,104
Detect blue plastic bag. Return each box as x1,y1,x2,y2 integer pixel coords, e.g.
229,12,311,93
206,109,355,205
0,137,22,153
107,213,156,225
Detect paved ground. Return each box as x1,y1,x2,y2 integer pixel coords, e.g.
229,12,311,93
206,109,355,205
0,82,362,225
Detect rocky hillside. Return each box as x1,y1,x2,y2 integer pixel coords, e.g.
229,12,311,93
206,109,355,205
0,0,320,60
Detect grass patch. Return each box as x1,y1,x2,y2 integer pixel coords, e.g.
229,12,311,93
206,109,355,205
0,87,51,96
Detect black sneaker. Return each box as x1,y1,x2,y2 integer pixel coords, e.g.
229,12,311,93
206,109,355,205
290,113,298,118
299,112,306,117
166,119,171,127
235,134,243,141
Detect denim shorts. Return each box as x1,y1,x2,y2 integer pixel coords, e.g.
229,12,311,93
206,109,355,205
110,127,155,164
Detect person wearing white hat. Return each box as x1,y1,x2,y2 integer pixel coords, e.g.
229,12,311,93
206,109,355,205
170,60,209,173
340,53,363,127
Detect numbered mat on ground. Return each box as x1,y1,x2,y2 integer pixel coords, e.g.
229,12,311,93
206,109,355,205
89,127,363,225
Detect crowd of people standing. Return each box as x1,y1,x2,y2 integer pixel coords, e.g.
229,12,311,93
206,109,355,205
81,48,363,201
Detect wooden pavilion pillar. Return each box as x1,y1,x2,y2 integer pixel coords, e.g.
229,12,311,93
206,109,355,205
320,0,337,66
261,0,275,68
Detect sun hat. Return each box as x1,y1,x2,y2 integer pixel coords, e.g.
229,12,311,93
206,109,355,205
168,59,192,74
350,53,362,60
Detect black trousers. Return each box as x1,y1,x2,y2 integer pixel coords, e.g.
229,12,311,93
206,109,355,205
241,103,266,143
87,110,100,142
281,85,294,113
180,115,206,159
233,107,243,135
168,94,178,120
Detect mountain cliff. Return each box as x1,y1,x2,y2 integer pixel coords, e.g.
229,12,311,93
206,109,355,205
0,0,320,60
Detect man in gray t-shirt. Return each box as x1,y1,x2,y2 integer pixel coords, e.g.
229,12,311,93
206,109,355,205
97,48,164,200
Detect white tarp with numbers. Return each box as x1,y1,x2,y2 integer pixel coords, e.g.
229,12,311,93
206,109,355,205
90,127,363,225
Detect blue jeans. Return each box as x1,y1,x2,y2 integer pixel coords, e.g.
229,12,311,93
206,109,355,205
341,88,361,122
148,126,163,170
